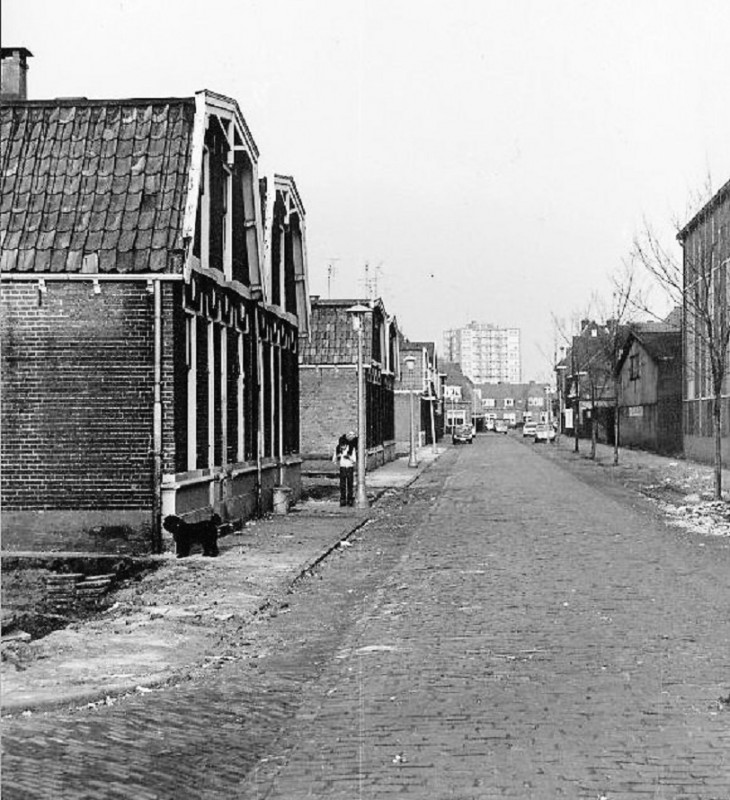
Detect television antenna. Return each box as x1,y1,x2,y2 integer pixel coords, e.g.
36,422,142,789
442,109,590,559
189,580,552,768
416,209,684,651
326,259,340,298
363,261,384,299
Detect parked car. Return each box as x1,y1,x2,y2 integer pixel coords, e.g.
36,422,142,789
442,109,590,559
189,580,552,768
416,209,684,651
452,424,474,445
534,423,556,443
522,421,537,437
494,419,509,434
485,418,495,432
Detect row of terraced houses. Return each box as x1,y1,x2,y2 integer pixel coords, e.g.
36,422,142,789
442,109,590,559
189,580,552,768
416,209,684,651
0,48,449,555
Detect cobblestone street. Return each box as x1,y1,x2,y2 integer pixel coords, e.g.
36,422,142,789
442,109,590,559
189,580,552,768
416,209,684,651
4,435,730,798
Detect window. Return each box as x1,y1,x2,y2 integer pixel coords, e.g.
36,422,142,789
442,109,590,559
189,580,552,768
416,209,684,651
483,397,495,408
528,396,543,407
447,410,466,426
504,398,514,407
629,353,640,381
444,385,462,400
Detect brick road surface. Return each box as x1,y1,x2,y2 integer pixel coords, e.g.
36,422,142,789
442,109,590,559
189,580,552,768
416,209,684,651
3,435,730,799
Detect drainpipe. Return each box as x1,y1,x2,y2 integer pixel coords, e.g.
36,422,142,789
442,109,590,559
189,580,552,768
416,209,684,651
255,305,264,516
152,281,163,553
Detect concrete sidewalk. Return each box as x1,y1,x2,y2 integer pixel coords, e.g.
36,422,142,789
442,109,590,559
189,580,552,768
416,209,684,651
1,445,443,715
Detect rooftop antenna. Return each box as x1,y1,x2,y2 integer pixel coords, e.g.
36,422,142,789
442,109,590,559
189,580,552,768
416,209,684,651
327,259,340,298
363,261,384,300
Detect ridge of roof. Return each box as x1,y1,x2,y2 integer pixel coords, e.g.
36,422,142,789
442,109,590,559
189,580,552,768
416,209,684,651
2,96,196,108
678,177,730,240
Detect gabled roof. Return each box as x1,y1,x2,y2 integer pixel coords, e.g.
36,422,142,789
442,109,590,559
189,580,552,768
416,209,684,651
440,360,473,386
0,97,195,273
617,329,681,373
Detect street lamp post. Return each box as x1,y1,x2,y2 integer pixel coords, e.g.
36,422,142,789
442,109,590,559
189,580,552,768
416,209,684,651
346,303,370,509
404,355,418,468
571,370,588,454
555,363,567,443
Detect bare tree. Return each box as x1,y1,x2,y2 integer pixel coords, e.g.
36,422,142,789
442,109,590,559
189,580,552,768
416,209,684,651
633,211,729,499
552,273,638,465
601,264,639,465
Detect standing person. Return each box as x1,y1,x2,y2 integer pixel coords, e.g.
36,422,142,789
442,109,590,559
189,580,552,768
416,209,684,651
333,431,357,506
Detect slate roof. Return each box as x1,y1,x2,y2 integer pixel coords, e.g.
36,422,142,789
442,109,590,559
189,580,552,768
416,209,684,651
299,299,366,365
0,98,195,274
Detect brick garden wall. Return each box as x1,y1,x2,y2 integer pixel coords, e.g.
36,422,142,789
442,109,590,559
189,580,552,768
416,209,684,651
1,281,156,512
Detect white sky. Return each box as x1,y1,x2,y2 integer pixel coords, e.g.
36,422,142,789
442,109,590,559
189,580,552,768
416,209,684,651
5,0,730,380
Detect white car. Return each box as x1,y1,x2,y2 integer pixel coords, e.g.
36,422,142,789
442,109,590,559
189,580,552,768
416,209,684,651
534,423,556,443
522,421,537,437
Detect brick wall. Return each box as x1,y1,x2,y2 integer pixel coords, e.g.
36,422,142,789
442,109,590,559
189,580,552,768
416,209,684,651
1,281,155,511
299,366,357,458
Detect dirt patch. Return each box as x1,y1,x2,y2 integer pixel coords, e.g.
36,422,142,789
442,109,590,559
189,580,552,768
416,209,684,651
1,562,161,644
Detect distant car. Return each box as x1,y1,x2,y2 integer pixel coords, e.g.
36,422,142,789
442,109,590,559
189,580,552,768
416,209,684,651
534,423,556,443
522,421,537,438
494,419,509,434
452,424,474,445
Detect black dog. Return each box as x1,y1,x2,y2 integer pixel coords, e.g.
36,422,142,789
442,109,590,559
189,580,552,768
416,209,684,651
163,514,221,558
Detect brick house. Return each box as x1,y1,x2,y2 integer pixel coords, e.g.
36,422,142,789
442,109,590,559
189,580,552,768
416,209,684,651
395,339,443,454
299,298,398,471
677,179,730,464
0,59,309,553
440,361,479,431
616,329,682,455
478,381,549,428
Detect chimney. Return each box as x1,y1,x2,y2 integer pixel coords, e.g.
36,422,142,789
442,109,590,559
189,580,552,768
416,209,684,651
1,47,33,101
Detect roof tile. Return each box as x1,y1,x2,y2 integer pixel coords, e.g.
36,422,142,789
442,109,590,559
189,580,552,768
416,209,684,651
1,99,194,274
135,228,153,250
34,249,51,271
84,230,104,251
118,230,135,252
133,249,149,271
117,251,134,272
101,229,121,250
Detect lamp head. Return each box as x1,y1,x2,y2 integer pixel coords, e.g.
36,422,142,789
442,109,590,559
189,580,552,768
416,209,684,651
346,303,370,331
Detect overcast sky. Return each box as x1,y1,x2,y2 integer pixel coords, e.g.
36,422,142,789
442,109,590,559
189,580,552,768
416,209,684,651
5,0,730,379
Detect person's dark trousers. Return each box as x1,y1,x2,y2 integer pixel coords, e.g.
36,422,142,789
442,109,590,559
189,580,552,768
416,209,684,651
339,467,354,506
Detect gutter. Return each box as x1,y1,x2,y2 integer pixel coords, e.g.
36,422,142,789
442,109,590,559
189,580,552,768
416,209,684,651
0,273,185,282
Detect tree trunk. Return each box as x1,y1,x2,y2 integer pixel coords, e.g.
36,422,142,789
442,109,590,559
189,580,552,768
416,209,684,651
713,388,723,499
590,385,597,460
613,376,620,466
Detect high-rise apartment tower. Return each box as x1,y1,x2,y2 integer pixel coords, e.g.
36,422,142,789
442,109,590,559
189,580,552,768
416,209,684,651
443,322,521,384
